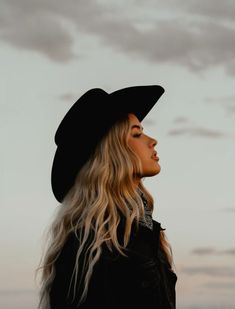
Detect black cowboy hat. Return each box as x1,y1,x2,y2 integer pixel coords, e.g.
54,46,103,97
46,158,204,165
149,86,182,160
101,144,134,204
51,85,165,203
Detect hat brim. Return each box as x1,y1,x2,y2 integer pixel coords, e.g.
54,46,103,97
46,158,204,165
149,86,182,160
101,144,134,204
108,85,164,122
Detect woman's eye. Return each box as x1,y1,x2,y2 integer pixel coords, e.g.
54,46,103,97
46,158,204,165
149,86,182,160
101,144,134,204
133,133,142,138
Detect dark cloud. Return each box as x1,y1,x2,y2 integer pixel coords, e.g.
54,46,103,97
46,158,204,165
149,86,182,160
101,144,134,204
0,0,102,62
1,0,235,75
182,266,235,277
0,0,77,62
191,247,235,256
168,126,226,138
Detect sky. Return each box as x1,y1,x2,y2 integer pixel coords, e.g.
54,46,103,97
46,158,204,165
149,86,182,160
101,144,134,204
1,0,235,308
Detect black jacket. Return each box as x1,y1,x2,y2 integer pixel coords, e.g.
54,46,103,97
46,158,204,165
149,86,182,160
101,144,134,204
50,219,177,309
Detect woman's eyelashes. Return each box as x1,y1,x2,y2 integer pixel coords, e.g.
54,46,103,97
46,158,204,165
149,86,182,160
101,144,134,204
133,133,142,138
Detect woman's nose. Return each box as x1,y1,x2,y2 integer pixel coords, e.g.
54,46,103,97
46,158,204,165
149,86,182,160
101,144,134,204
149,137,157,147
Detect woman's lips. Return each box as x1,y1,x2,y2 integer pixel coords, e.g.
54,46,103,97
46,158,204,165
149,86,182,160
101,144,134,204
152,153,159,160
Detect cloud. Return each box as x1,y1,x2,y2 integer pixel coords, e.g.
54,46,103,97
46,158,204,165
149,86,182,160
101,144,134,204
137,0,235,22
206,96,235,115
224,249,235,255
204,280,235,290
173,117,190,124
191,247,235,256
206,95,235,105
0,0,77,62
0,0,101,62
182,266,235,277
191,247,216,255
58,93,77,102
1,0,235,75
227,105,235,113
222,207,235,213
167,126,226,138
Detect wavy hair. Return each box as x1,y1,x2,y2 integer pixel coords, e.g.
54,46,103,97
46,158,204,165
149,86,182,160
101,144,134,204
35,114,174,308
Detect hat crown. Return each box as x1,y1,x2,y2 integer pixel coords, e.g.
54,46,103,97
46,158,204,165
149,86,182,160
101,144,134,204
54,88,108,146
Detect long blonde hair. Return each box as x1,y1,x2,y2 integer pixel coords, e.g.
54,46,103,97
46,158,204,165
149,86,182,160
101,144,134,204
35,114,174,308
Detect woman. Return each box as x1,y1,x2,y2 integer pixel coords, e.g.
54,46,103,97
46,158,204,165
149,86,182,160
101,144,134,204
36,85,177,308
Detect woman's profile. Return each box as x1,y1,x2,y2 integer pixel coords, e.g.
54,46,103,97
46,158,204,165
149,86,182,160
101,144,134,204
36,85,177,308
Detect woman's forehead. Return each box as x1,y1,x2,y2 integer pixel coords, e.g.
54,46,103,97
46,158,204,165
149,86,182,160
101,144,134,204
128,113,141,123
128,113,143,129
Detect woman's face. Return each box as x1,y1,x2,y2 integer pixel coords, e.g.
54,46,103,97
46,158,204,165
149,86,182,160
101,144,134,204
127,113,161,183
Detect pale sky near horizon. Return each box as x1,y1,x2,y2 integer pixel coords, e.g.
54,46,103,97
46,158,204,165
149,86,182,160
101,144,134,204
1,1,235,308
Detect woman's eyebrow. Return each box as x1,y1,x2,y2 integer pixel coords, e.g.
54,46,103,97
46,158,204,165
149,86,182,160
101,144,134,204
131,124,144,131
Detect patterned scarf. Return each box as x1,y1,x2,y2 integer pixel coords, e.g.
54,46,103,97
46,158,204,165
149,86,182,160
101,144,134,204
137,188,153,230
